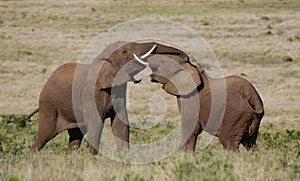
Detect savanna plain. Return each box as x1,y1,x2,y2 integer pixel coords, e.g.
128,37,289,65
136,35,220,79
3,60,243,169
0,0,299,180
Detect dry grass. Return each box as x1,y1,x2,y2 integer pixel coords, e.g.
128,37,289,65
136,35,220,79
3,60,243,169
0,0,299,180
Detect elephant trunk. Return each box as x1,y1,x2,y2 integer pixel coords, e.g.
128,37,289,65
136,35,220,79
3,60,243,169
141,42,189,62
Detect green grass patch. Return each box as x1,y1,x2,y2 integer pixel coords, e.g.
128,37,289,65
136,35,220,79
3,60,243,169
0,114,299,180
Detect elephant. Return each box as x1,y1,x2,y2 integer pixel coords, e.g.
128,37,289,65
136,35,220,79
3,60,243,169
146,53,264,152
27,41,188,155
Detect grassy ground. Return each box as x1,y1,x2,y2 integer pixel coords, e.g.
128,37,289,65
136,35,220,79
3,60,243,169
0,0,299,180
0,115,299,180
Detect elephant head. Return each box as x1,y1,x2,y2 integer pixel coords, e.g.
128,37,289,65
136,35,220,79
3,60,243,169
147,54,202,96
90,41,191,90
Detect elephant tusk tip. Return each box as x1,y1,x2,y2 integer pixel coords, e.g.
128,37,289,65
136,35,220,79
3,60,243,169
141,44,156,59
133,53,149,66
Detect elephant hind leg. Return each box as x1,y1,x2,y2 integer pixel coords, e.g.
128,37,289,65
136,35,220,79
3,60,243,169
241,116,261,151
248,117,260,150
241,130,259,151
67,127,86,153
219,129,245,152
30,108,58,153
219,136,240,152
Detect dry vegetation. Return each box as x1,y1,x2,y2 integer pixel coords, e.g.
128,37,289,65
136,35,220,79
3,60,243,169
0,0,299,180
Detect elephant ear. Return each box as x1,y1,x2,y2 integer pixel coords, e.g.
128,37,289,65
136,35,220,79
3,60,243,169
163,65,201,96
96,61,131,89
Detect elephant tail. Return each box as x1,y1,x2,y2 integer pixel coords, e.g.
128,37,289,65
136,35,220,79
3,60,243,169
26,108,39,121
248,115,260,136
243,83,264,119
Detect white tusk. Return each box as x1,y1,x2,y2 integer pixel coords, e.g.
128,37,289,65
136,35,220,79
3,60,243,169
134,53,149,65
141,44,156,59
133,44,156,66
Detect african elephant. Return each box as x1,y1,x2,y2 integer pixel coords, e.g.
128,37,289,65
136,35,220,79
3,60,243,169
27,41,188,155
146,53,264,152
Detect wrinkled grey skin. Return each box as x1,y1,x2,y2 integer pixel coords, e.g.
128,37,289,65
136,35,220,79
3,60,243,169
27,41,188,155
148,54,264,152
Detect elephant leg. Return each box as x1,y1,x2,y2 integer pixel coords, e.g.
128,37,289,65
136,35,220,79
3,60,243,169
242,129,259,151
240,117,260,151
219,130,244,152
248,117,260,150
30,109,58,153
177,96,201,152
67,127,86,153
110,93,130,153
180,135,198,152
180,122,202,152
111,115,129,153
249,133,258,150
221,140,240,151
241,137,257,151
85,120,104,155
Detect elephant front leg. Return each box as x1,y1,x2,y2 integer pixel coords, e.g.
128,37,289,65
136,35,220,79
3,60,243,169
180,122,202,152
177,96,201,152
180,135,197,152
111,114,129,153
85,119,104,155
111,92,130,153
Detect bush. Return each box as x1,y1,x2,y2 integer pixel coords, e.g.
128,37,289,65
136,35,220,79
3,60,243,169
0,114,35,155
1,114,27,128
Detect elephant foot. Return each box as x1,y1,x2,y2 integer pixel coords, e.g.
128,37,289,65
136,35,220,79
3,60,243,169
30,143,44,154
29,147,38,154
179,147,194,153
226,142,240,152
249,143,258,151
179,143,196,153
67,140,82,153
67,128,84,153
86,144,99,155
115,141,129,154
241,140,258,151
178,136,197,152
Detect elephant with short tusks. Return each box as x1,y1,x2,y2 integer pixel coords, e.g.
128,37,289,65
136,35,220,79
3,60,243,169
27,41,189,155
146,53,264,152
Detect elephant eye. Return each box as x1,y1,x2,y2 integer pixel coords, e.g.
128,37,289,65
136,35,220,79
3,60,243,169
122,50,127,54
